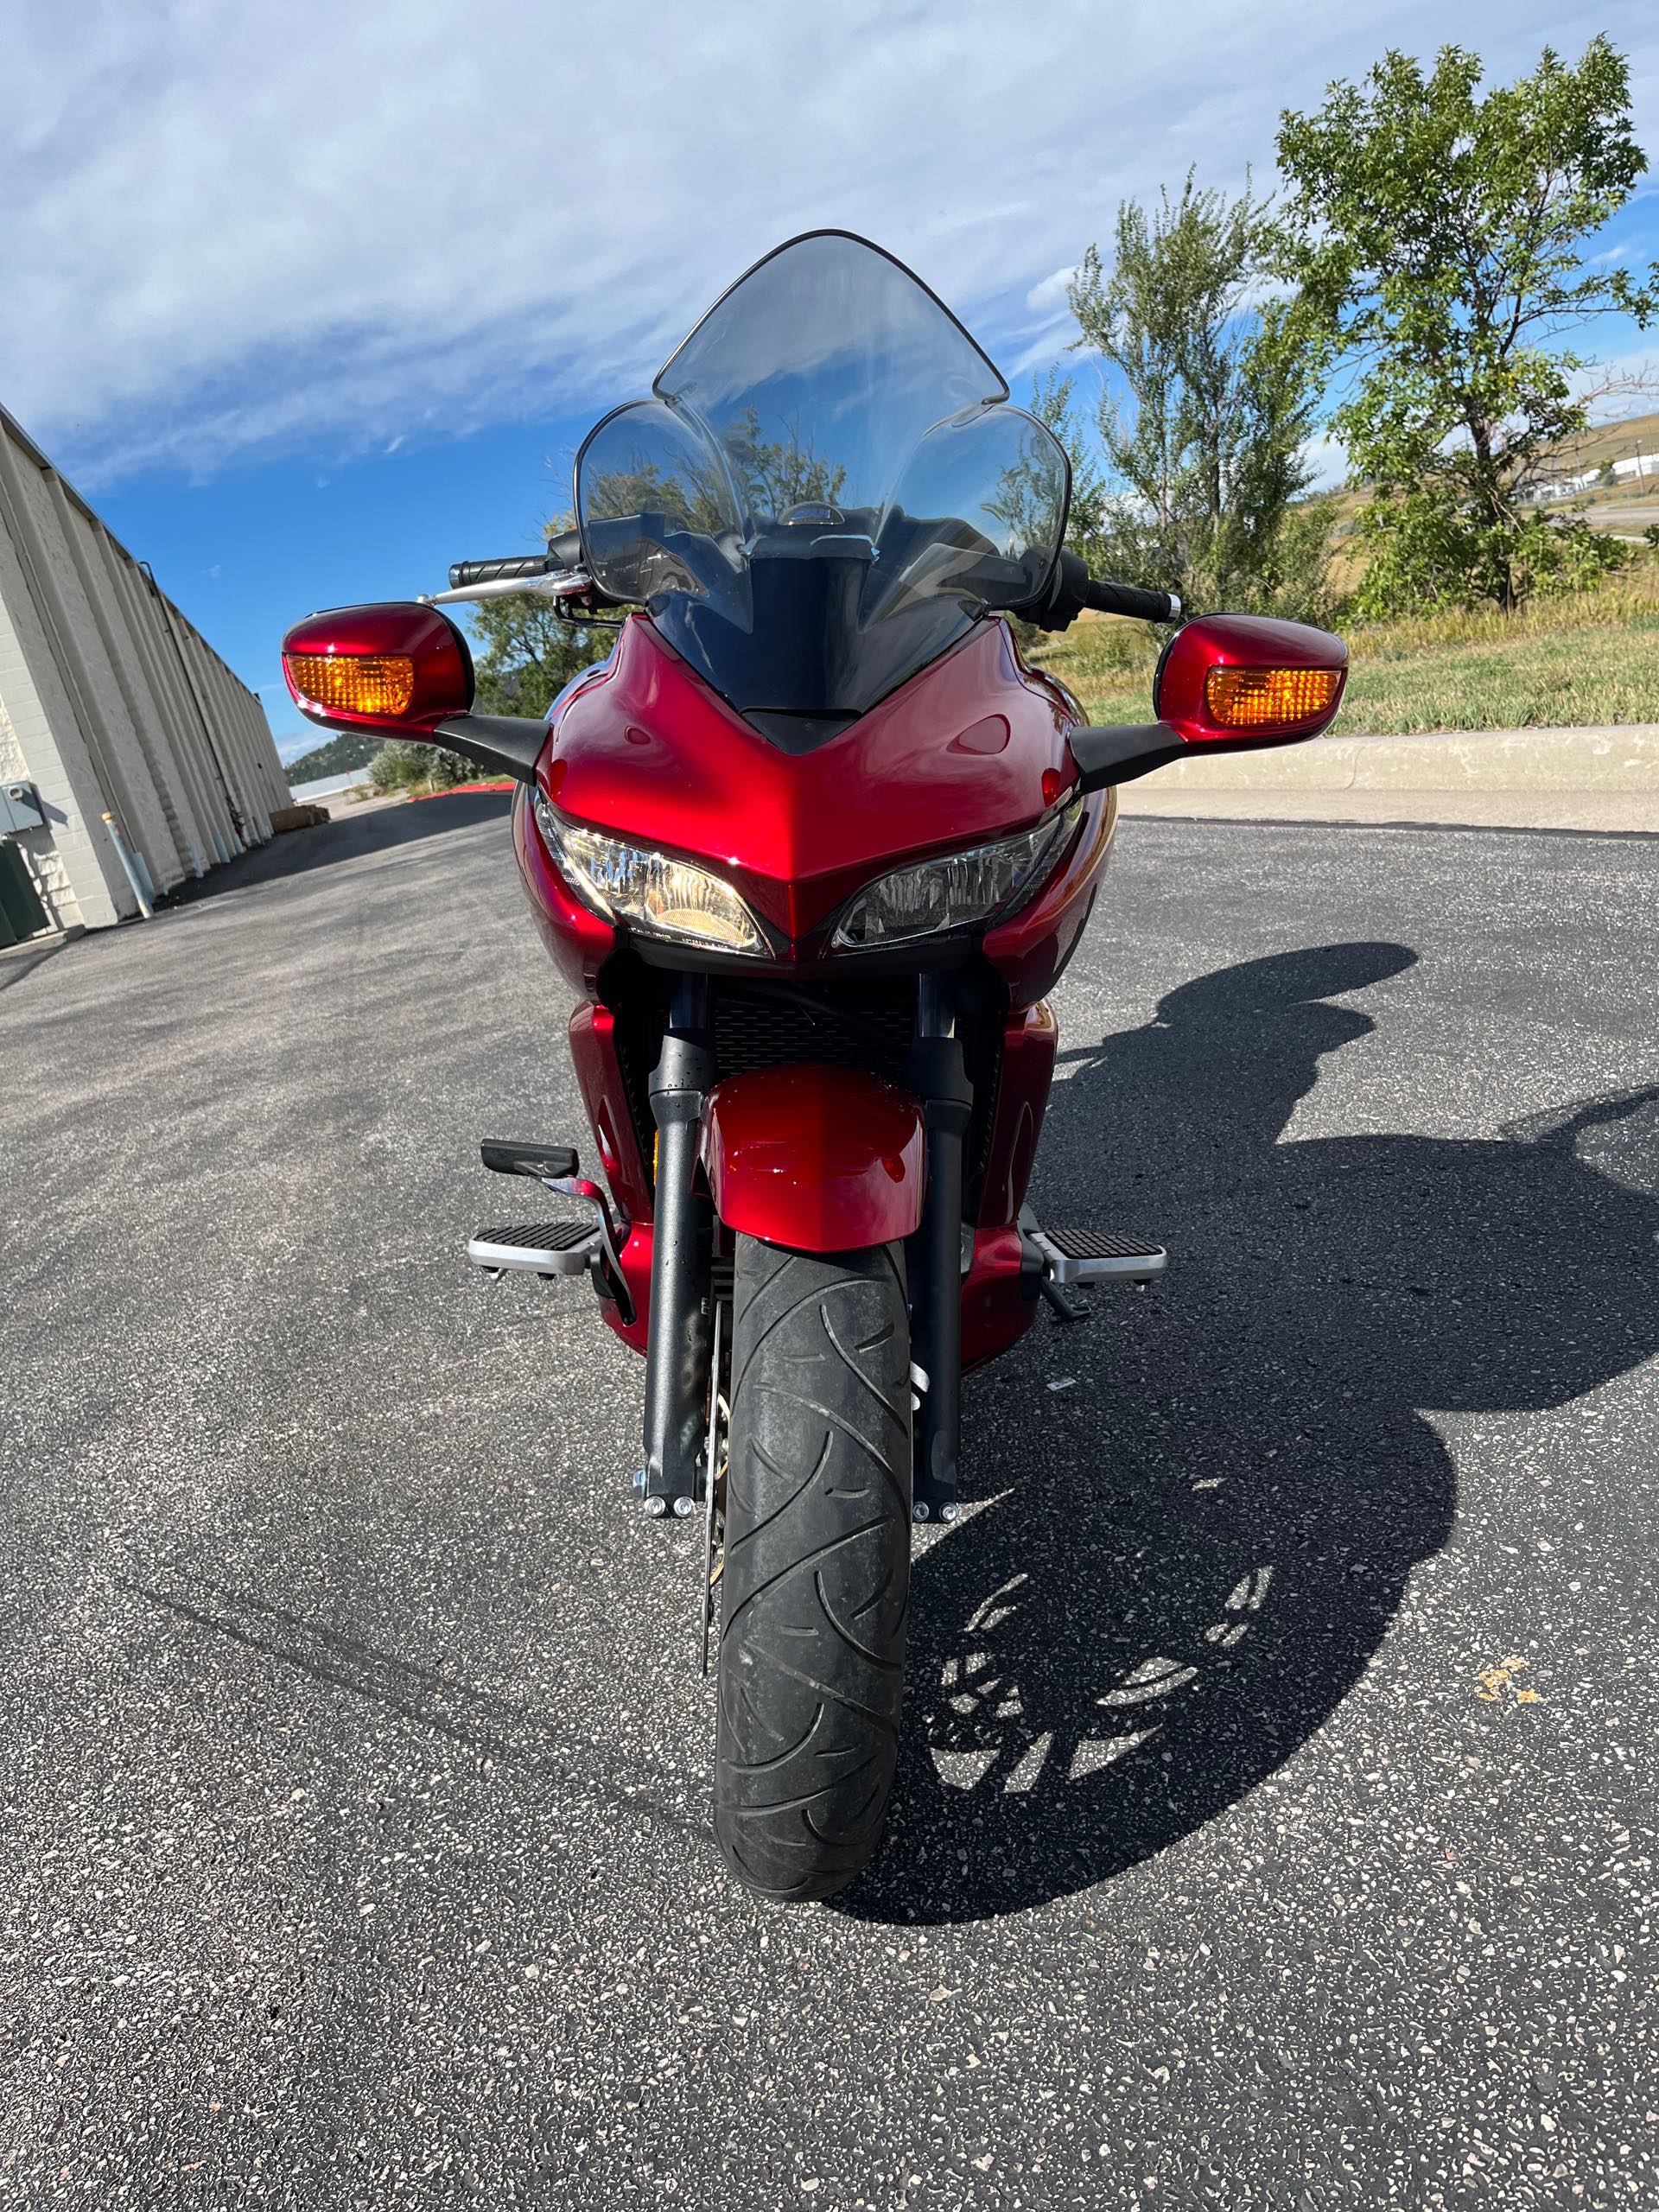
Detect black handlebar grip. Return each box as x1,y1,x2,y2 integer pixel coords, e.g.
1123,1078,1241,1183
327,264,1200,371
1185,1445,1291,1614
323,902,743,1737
448,553,560,589
1083,576,1183,624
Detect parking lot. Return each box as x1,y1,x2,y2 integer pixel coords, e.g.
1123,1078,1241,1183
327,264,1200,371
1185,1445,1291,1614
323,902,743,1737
3,792,1656,2208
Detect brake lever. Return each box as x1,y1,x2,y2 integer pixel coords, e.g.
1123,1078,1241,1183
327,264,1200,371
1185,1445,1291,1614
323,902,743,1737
419,571,600,608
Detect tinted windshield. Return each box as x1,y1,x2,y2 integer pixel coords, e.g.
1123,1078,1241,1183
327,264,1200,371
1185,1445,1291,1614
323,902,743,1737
575,232,1069,741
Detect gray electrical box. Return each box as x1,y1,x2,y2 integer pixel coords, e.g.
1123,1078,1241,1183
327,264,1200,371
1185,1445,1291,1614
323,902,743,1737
1,781,46,835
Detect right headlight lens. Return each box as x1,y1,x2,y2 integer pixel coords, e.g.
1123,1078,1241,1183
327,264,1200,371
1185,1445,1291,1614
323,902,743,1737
832,804,1081,950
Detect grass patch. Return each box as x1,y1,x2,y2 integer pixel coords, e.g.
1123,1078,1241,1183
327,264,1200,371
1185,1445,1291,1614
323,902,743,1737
1031,556,1659,734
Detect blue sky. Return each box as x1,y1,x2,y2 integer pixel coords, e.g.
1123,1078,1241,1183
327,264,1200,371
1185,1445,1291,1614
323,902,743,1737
5,2,1656,763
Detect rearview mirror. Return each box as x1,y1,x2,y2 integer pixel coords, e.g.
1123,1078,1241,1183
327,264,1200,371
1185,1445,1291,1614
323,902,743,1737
282,602,474,734
1154,613,1347,744
1067,611,1348,794
281,601,550,784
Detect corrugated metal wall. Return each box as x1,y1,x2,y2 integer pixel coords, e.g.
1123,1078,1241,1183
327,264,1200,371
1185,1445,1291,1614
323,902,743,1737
0,403,289,934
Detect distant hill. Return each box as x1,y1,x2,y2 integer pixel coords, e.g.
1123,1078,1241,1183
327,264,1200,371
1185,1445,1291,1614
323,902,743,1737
283,730,380,787
1541,408,1659,474
1319,409,1659,507
1315,407,1659,583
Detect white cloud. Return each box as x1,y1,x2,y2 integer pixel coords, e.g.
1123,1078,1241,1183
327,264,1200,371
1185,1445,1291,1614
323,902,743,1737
4,0,1654,484
1026,265,1078,315
1570,349,1659,417
1231,272,1297,312
1300,433,1350,493
1006,319,1081,382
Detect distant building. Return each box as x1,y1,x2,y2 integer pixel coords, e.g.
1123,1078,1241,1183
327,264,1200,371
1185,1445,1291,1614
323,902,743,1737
0,403,288,945
1529,446,1659,505
288,768,372,804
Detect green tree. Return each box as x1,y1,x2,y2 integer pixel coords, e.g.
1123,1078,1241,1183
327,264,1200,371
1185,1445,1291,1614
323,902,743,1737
369,738,474,794
467,584,613,720
1027,368,1110,573
1275,38,1656,615
720,409,847,518
1066,173,1329,613
283,729,381,786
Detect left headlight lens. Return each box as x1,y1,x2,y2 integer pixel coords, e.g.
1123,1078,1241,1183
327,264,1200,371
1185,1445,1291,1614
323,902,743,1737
832,804,1082,950
533,793,766,955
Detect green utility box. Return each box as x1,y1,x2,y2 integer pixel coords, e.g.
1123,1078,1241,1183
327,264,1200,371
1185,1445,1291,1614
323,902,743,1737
0,840,50,947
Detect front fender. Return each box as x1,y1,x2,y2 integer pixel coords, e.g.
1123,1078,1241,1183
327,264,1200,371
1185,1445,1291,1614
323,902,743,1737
699,1065,926,1252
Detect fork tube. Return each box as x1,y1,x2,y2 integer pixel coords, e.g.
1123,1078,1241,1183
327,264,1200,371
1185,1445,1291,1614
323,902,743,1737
643,975,715,1507
908,976,971,1521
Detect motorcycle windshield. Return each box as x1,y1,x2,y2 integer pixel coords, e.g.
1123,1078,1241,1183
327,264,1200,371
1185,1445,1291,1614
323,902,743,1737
574,232,1070,739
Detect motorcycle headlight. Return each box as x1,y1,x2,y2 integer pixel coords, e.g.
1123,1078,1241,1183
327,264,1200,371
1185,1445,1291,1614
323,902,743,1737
534,793,766,955
832,804,1082,950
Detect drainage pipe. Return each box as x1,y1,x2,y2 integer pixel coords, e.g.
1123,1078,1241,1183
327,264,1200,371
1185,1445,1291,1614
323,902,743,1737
101,810,152,919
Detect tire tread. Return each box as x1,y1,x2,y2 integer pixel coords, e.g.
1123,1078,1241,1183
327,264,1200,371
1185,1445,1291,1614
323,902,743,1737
714,1236,911,1900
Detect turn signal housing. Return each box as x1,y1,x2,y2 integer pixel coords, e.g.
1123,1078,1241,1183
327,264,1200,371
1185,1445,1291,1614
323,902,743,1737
281,602,474,734
1155,613,1347,747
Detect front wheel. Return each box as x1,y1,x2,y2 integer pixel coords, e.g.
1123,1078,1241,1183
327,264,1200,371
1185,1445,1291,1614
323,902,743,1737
714,1236,912,1901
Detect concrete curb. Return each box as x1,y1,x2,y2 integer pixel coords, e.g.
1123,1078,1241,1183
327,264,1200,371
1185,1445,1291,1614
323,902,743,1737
1114,723,1659,833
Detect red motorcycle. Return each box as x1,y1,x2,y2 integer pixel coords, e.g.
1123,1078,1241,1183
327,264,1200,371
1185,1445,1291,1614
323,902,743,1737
283,232,1346,1901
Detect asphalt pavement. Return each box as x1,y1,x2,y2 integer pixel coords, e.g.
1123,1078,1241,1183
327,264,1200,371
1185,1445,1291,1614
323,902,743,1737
3,792,1657,2209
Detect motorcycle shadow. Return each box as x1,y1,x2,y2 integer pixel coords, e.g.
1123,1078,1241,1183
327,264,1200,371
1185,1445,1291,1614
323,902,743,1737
840,941,1659,1925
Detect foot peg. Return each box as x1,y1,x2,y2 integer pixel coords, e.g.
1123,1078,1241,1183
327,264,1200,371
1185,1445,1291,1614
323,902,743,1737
468,1138,630,1319
1030,1225,1166,1285
467,1220,602,1277
480,1137,579,1180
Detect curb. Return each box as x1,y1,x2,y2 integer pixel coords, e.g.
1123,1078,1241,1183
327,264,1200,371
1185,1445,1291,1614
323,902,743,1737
1112,723,1659,832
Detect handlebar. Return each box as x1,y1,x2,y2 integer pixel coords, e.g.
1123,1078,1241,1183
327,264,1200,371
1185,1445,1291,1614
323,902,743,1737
448,532,585,591
1014,547,1181,632
448,553,556,589
445,536,1181,632
1081,575,1183,626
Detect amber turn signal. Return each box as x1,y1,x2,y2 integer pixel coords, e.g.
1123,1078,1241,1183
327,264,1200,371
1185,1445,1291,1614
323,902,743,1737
284,652,416,719
1204,665,1343,730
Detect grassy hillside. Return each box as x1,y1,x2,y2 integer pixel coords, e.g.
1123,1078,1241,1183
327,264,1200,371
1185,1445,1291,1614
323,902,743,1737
283,730,380,785
1319,410,1659,576
1031,556,1659,735
1539,408,1659,479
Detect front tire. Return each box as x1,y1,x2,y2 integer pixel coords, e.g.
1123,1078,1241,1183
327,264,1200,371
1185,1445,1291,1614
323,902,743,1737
714,1236,912,1901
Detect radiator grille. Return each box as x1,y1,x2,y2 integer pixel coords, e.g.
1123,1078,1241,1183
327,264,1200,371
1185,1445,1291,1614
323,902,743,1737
612,976,1001,1216
713,982,914,1087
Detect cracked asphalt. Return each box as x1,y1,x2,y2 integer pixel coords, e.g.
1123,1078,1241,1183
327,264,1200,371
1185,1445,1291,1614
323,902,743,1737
2,791,1656,2209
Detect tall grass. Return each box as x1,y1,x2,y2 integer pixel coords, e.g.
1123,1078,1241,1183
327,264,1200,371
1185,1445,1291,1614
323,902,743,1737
1032,555,1659,734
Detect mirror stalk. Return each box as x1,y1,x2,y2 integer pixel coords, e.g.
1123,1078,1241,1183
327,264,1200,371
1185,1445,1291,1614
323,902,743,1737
432,713,548,785
1068,723,1187,794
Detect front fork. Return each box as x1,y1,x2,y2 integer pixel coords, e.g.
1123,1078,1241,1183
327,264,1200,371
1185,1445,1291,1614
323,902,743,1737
641,975,715,1513
637,971,970,1527
906,976,970,1524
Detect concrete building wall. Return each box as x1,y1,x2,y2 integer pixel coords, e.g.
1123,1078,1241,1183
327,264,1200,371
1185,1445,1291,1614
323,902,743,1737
0,402,286,935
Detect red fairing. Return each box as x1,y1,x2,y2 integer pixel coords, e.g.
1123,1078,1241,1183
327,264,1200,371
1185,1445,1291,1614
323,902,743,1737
540,614,1077,947
982,787,1116,1007
962,1227,1035,1371
1156,613,1348,745
513,786,616,995
977,1001,1059,1227
700,1066,926,1250
607,1225,653,1356
567,1001,651,1224
564,1001,652,1350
